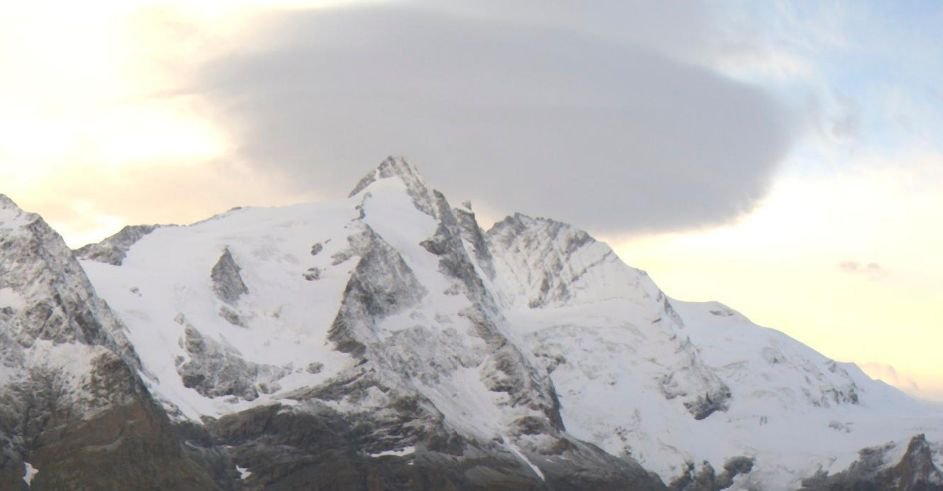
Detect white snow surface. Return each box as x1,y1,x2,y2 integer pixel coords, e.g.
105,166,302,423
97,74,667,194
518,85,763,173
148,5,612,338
75,161,943,486
369,446,416,458
503,435,546,481
82,200,359,420
23,461,38,486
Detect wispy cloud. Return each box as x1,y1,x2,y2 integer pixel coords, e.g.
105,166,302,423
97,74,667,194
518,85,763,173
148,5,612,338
838,260,887,279
859,362,943,403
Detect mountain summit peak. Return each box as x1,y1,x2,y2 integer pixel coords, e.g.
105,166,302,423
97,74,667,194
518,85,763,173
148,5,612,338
349,156,439,217
0,193,26,216
348,156,425,197
0,194,41,234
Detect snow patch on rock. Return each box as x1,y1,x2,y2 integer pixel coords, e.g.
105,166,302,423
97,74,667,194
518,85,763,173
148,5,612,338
0,287,24,310
369,446,416,458
23,461,38,486
503,435,545,481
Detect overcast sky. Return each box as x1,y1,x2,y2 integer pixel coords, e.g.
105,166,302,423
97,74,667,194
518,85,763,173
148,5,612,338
1,0,942,401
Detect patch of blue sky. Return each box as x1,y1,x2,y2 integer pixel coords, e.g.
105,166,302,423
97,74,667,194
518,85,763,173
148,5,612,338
718,1,943,174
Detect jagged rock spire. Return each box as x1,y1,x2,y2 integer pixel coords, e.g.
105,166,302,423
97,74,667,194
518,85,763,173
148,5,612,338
348,156,439,217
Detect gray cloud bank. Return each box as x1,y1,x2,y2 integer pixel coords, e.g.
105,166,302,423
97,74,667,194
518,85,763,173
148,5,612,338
193,3,801,233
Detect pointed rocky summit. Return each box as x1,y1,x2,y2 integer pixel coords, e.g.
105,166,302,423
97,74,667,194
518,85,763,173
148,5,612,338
349,155,439,217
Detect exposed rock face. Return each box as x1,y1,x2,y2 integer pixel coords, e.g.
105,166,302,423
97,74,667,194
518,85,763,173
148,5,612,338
488,214,597,309
177,319,286,401
348,156,438,217
669,457,754,491
454,207,496,281
0,205,131,356
327,224,428,356
211,247,249,305
801,434,943,491
75,224,160,266
207,402,664,491
416,191,565,432
0,194,215,490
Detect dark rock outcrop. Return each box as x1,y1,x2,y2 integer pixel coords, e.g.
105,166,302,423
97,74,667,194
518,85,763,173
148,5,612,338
203,402,665,491
669,457,754,491
801,434,943,491
75,224,160,266
327,225,427,357
176,320,286,401
349,156,438,217
211,247,249,305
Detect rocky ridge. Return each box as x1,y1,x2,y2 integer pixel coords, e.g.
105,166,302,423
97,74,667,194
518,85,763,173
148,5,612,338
0,195,215,489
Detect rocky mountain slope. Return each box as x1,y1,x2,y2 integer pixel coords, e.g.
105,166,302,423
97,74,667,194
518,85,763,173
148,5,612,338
0,195,215,489
1,156,941,490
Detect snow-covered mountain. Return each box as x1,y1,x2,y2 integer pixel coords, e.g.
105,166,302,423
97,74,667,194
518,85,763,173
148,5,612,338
0,195,215,489
2,156,941,490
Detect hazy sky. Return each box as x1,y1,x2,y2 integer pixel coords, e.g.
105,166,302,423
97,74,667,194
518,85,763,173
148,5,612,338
2,1,942,400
